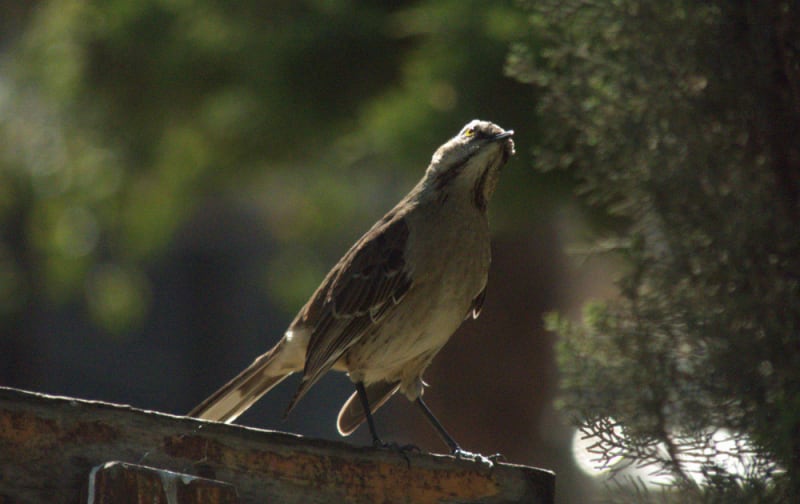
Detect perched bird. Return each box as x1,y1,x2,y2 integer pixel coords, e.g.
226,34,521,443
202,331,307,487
189,120,515,459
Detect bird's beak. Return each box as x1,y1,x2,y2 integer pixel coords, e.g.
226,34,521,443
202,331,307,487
491,130,514,141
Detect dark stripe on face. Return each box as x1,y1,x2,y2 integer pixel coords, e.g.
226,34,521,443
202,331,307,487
433,156,469,193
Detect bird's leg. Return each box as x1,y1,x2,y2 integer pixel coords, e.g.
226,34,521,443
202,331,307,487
356,382,420,467
414,397,459,452
355,382,385,448
415,397,495,467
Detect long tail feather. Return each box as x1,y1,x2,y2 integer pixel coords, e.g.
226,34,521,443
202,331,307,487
337,380,400,436
188,347,292,423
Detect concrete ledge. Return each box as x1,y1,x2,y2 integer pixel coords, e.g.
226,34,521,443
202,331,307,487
0,386,554,503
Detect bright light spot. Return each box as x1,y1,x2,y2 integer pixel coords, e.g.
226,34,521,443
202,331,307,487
678,428,758,485
570,422,621,477
571,428,599,476
571,425,674,486
570,420,758,488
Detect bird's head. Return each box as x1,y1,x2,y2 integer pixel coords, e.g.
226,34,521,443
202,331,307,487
426,120,515,210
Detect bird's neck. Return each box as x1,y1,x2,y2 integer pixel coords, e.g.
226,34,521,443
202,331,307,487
418,160,499,214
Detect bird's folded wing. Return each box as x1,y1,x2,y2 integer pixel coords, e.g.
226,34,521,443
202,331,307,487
285,212,413,413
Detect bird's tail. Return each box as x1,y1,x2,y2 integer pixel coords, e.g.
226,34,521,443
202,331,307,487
188,344,293,423
336,380,400,436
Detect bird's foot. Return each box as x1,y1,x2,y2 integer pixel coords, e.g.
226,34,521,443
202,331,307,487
373,438,420,467
488,452,506,463
374,439,420,452
452,448,499,468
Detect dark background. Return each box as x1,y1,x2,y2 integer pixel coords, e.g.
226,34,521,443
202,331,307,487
0,1,621,501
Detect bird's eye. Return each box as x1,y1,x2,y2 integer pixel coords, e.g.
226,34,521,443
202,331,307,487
462,127,475,138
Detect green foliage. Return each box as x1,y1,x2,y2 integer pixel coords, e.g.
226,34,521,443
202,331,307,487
1,0,532,330
511,0,800,500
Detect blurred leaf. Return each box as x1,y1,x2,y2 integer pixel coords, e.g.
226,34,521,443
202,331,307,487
510,0,800,499
86,263,149,333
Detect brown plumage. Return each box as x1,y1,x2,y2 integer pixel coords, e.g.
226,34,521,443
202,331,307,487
188,120,514,457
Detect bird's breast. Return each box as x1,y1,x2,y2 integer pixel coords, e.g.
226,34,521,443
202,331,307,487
344,199,491,391
405,198,491,297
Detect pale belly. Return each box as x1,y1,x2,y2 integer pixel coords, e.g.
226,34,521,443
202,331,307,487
342,195,491,398
344,256,487,398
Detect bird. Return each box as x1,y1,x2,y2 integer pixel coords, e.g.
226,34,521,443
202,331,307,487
188,120,515,459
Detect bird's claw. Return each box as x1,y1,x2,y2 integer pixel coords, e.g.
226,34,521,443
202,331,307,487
452,448,496,468
380,441,421,453
488,452,506,463
374,440,420,468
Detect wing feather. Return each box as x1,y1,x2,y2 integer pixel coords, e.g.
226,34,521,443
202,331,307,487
469,285,488,319
284,212,412,414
